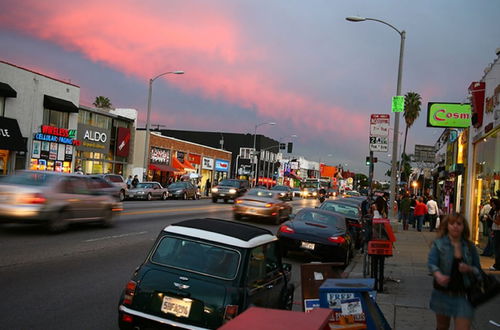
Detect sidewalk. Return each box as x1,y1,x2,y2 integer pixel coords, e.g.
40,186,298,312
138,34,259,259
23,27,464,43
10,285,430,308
344,222,500,330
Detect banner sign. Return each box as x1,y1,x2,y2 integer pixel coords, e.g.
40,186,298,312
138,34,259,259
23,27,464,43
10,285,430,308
116,127,130,157
427,103,471,128
202,157,214,170
215,159,229,172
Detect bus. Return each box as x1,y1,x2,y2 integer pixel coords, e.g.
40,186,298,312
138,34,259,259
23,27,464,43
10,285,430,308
302,178,331,190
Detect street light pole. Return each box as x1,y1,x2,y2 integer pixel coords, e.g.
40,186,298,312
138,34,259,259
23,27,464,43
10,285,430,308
252,122,276,186
346,16,405,220
143,71,184,180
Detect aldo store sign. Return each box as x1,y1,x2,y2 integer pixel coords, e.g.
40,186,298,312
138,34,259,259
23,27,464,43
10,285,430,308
77,124,111,153
427,103,471,128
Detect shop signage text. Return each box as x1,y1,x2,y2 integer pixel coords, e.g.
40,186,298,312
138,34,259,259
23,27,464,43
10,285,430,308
150,147,170,164
84,130,107,143
202,157,214,170
77,124,111,152
0,129,10,137
427,103,471,128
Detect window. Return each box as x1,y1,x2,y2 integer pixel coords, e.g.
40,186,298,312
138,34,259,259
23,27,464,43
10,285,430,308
240,148,253,160
247,243,279,288
43,109,69,127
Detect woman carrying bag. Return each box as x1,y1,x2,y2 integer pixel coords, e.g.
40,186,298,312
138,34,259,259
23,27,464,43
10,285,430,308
428,213,481,330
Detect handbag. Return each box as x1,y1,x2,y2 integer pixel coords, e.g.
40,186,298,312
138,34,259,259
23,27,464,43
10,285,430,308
467,269,500,307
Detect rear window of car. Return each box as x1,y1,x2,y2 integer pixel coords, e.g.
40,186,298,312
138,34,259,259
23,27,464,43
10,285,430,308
296,210,346,230
319,203,359,218
151,237,240,280
0,172,58,186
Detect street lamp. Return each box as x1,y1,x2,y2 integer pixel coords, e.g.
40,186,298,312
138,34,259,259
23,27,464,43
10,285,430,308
252,121,276,186
143,71,184,180
346,16,406,220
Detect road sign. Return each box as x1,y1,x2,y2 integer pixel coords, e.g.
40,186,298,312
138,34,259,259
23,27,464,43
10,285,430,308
369,136,388,152
392,96,404,112
370,114,390,137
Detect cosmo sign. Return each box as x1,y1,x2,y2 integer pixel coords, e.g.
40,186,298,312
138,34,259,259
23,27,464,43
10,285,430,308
427,103,471,128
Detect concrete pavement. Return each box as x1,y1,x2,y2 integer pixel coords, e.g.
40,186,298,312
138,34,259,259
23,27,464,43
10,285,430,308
344,222,500,330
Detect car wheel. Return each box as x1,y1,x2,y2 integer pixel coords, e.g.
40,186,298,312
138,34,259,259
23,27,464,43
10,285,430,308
119,190,125,202
183,192,187,200
212,197,218,203
47,210,70,233
147,193,152,201
161,192,167,200
233,213,242,220
101,208,114,228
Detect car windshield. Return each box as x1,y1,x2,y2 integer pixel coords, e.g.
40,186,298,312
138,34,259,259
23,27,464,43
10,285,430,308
296,210,346,230
271,186,287,191
151,237,240,280
136,183,154,189
246,189,274,198
218,180,239,187
0,171,58,186
319,202,359,218
168,182,185,189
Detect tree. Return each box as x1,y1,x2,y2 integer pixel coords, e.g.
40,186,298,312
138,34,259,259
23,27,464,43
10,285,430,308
401,92,422,166
93,96,112,109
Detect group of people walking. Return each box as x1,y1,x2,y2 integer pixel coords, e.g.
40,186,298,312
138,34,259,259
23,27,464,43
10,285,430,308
398,193,441,232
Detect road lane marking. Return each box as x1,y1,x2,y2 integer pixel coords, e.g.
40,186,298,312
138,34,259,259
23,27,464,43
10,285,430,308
121,205,229,216
84,231,148,242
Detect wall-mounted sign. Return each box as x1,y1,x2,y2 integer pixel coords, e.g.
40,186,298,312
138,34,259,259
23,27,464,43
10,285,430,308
32,140,41,159
215,159,229,172
150,147,170,164
427,103,471,128
202,157,214,170
115,127,130,157
35,125,80,146
188,153,201,165
77,124,111,152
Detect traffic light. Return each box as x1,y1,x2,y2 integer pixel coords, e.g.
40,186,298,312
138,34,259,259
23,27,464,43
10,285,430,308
373,157,378,163
287,142,293,153
366,156,371,166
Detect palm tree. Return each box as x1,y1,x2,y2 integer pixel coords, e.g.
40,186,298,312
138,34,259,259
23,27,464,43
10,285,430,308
93,96,112,109
401,92,422,163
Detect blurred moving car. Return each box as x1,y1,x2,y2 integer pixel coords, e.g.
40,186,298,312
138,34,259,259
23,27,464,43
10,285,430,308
291,187,302,198
211,179,249,203
301,187,318,199
233,189,293,224
127,181,168,201
92,173,128,201
317,199,364,249
88,175,122,201
277,207,353,266
343,190,361,197
118,218,294,330
0,171,122,232
270,185,293,201
167,181,197,200
326,188,337,198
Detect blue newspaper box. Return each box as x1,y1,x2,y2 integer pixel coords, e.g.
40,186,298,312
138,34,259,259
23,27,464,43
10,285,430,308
319,278,390,329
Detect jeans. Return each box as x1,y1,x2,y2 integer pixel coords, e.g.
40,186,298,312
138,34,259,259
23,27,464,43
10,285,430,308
416,215,425,231
429,214,438,232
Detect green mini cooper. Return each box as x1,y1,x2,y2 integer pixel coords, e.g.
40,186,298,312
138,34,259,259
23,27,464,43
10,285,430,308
118,218,294,329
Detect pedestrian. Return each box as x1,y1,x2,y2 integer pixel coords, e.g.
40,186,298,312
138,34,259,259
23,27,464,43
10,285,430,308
490,198,500,271
428,213,481,330
131,175,139,188
371,196,386,218
427,195,439,232
205,179,211,197
400,193,411,230
75,166,83,175
409,195,417,228
480,199,494,256
414,196,428,232
126,175,133,189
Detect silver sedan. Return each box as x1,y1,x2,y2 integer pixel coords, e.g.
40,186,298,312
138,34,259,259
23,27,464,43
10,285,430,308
127,181,168,201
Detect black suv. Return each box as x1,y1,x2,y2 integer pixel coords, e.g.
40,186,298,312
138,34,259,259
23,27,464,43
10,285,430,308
118,218,294,329
211,179,249,203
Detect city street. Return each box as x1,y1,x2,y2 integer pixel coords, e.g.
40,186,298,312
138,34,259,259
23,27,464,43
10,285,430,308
0,197,320,330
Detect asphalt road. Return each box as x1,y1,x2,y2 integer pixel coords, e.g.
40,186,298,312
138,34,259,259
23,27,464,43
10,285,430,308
0,197,321,330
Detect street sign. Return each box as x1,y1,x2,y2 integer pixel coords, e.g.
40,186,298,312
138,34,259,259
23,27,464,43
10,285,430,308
392,96,404,113
370,114,390,152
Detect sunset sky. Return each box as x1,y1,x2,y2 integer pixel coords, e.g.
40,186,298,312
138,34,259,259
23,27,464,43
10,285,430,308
1,0,498,178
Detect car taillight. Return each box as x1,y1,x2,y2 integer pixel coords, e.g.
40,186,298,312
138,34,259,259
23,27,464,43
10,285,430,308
328,236,346,244
235,199,242,204
279,225,295,234
121,313,133,323
223,305,238,323
123,280,137,305
265,203,273,208
20,193,46,204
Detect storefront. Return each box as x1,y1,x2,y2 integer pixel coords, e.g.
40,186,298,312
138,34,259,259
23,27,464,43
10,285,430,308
214,159,230,183
147,146,180,186
0,117,27,174
30,125,79,172
201,157,214,189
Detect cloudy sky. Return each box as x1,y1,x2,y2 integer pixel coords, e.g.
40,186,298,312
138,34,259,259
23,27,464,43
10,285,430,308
1,0,498,179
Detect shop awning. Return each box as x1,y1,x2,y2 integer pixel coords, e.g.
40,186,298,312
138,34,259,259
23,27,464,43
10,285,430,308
172,157,187,171
149,163,182,173
288,171,303,181
0,117,27,151
183,159,196,171
0,82,17,98
43,95,79,113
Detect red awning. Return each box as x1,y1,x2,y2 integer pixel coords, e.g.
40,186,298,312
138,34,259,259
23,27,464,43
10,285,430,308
288,171,303,181
149,163,182,174
183,159,196,171
172,157,186,170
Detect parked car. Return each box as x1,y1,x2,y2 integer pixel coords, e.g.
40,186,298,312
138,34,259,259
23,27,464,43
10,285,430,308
317,199,364,249
277,207,353,266
270,185,293,201
0,171,122,232
211,179,249,203
118,218,294,330
127,181,168,201
233,189,293,224
92,174,128,201
167,181,197,200
291,187,302,198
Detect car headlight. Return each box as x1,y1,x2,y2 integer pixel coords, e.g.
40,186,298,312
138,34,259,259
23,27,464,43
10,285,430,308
313,192,317,196
211,188,218,193
229,189,237,194
137,191,145,194
279,192,285,196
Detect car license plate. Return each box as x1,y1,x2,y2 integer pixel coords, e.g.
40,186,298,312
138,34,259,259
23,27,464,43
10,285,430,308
301,242,315,250
161,296,192,318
